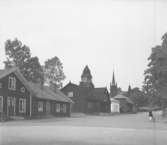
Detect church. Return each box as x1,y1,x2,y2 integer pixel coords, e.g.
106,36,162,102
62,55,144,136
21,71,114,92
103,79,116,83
61,65,110,113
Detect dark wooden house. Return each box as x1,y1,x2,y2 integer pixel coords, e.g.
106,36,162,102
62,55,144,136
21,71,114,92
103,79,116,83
61,66,110,113
0,68,32,120
29,82,73,118
61,82,110,113
0,67,73,121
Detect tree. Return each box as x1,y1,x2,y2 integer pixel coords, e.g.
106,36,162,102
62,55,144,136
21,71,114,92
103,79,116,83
4,38,44,83
44,56,65,90
144,32,167,115
129,87,148,107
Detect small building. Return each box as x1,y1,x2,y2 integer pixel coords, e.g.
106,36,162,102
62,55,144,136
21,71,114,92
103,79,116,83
114,94,134,113
110,98,120,113
0,67,73,121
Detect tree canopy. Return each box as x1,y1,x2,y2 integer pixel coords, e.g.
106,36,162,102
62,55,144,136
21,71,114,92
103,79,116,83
43,56,65,90
4,38,43,83
144,32,167,113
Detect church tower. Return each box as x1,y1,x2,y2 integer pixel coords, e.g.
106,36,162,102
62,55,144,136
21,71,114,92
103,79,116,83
127,84,132,97
79,65,94,88
110,71,118,97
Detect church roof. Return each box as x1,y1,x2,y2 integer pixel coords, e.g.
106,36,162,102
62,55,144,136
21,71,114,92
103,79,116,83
81,65,92,79
62,82,109,103
92,87,109,102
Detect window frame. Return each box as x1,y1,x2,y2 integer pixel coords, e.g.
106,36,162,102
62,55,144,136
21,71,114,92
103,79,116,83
62,104,66,113
38,101,44,112
0,96,3,112
8,76,16,90
0,82,2,88
19,98,26,113
56,103,60,113
68,91,73,97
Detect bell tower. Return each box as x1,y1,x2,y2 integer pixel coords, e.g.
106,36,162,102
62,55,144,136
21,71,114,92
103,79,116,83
80,65,94,88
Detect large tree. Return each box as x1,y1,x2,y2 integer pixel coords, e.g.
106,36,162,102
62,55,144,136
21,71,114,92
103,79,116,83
144,32,167,115
43,56,65,90
4,38,43,83
129,87,148,107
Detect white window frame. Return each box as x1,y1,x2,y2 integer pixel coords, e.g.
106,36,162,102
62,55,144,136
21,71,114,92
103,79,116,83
56,103,60,113
19,98,26,113
8,77,16,90
38,101,43,112
68,92,73,97
0,96,3,112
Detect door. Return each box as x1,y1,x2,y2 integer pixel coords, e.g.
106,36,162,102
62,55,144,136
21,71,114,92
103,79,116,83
7,97,16,116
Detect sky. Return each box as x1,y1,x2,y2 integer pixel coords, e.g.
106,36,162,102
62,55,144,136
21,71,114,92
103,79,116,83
0,0,167,91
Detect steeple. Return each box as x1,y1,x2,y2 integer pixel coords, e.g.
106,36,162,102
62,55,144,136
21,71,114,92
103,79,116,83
127,83,132,97
128,84,131,92
80,65,94,88
81,65,92,80
112,71,116,86
110,71,118,97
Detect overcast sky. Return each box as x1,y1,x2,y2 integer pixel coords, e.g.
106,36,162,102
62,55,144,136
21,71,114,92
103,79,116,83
0,0,167,90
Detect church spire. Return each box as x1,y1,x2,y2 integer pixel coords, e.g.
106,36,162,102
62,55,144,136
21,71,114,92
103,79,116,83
110,71,118,97
112,71,116,86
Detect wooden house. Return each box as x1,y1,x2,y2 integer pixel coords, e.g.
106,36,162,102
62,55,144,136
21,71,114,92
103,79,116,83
61,82,110,113
29,82,73,118
0,67,73,121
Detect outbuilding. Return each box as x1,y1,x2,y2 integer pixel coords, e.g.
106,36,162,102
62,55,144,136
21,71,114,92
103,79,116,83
110,98,120,113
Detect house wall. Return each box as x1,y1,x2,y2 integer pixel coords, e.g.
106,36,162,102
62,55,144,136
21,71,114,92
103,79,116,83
31,97,71,118
118,99,133,113
0,73,30,119
61,84,81,112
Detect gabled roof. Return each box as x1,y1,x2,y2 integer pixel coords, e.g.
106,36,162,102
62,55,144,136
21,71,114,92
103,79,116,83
84,87,109,102
0,67,73,103
93,87,108,101
0,67,18,79
62,82,109,102
0,67,33,93
61,81,79,90
114,94,134,104
110,98,120,103
28,82,73,103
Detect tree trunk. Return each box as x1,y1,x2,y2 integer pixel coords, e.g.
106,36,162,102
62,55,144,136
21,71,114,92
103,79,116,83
160,97,167,117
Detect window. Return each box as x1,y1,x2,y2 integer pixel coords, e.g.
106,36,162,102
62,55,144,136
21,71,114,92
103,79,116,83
62,104,66,113
0,82,2,88
8,77,16,90
38,101,43,112
88,102,93,109
56,103,60,113
0,96,3,112
19,98,26,113
68,92,73,97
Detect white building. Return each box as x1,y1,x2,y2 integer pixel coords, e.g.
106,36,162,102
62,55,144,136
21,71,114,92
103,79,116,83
110,98,120,113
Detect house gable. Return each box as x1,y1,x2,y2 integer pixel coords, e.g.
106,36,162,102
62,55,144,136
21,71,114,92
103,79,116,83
0,72,30,97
